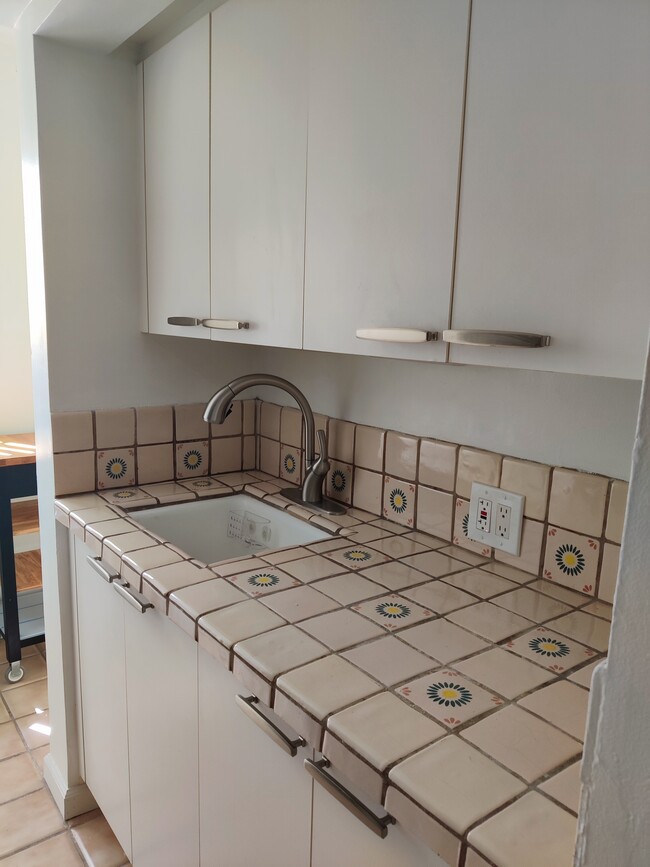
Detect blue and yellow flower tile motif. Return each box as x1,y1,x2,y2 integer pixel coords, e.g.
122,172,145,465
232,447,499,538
554,543,585,577
113,489,137,499
247,572,280,590
375,601,411,620
283,453,297,475
330,469,346,492
105,457,127,480
183,449,203,471
389,488,408,514
528,636,571,659
461,513,470,537
343,548,372,563
426,681,473,708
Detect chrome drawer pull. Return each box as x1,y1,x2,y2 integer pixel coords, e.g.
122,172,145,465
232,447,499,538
356,327,437,343
304,758,395,838
443,329,551,348
167,317,202,326
86,556,119,583
201,319,250,331
236,694,305,757
113,580,154,614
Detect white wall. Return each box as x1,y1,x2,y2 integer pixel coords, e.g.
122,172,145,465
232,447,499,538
254,345,641,480
576,345,650,865
0,27,34,434
34,38,261,414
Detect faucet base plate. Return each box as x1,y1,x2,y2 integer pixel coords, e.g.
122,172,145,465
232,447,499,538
280,487,347,516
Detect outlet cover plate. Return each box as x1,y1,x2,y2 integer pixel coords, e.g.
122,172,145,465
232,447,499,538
468,483,525,556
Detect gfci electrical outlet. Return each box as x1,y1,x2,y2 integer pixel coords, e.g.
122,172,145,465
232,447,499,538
468,483,525,555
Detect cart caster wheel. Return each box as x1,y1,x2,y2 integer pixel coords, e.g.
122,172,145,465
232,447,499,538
5,663,24,683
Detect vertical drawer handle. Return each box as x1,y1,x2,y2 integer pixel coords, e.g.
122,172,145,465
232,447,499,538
86,556,119,583
356,328,437,343
443,329,551,348
113,580,154,614
235,695,305,757
304,758,395,838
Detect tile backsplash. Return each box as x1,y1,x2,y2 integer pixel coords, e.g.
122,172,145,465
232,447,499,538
51,399,625,605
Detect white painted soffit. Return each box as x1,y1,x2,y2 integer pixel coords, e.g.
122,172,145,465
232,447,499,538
25,0,178,53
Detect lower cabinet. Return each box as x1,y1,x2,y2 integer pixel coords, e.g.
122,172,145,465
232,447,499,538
74,536,132,860
311,780,446,867
73,535,199,867
198,647,313,867
73,532,448,865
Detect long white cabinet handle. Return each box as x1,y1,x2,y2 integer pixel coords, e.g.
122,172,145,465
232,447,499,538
201,319,250,331
167,317,250,330
356,328,438,343
304,758,395,838
113,580,154,614
443,329,551,348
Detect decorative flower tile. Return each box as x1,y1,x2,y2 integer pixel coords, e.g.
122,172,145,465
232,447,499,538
177,477,230,497
398,669,503,728
326,460,353,505
542,526,599,595
352,594,434,632
175,441,209,478
382,476,416,528
324,544,390,571
504,626,598,673
224,566,301,598
99,487,155,507
97,449,135,489
280,445,303,484
452,499,493,556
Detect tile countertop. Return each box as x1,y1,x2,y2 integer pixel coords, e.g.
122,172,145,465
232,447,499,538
54,471,611,867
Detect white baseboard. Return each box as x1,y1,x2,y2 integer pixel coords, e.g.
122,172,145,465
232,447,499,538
44,754,97,819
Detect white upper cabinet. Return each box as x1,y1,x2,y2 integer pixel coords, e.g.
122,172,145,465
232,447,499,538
210,0,308,349
303,0,470,361
143,17,210,339
449,0,650,378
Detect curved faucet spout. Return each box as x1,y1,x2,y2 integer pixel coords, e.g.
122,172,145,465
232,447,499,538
204,374,316,468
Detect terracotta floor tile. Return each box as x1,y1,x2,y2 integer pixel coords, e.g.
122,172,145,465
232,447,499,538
0,753,43,804
71,813,129,867
30,746,49,773
3,680,49,720
0,789,65,858
0,832,84,866
0,721,26,761
0,656,48,693
0,699,10,724
15,711,51,749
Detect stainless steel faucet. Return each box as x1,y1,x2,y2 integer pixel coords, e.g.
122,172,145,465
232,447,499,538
204,374,346,515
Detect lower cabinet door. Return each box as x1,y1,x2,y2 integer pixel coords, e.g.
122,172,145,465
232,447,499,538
311,776,448,867
124,603,199,867
74,538,132,860
198,648,313,867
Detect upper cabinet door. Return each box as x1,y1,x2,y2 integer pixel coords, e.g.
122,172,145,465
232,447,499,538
450,0,650,378
143,18,210,339
303,0,470,361
210,0,308,349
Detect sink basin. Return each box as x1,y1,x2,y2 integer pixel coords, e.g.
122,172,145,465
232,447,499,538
131,494,329,564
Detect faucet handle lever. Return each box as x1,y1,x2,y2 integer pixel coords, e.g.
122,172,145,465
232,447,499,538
316,429,328,463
